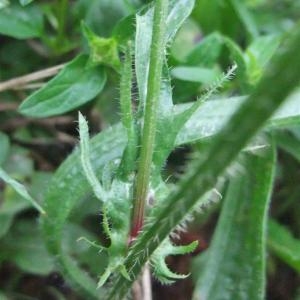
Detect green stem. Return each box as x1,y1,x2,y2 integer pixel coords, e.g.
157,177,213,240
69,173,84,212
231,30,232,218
56,0,68,48
131,0,169,239
119,43,137,178
108,22,300,299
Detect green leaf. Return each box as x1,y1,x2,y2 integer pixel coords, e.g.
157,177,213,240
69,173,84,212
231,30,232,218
223,36,248,88
74,0,130,38
152,239,198,284
112,14,135,46
78,112,107,202
228,0,258,40
118,43,137,178
192,145,276,299
42,124,127,297
19,55,107,118
0,171,51,238
275,130,300,162
245,35,281,86
135,0,195,112
82,23,121,71
171,66,219,83
0,132,10,166
0,167,45,214
176,89,300,145
185,32,223,67
0,4,43,38
268,219,300,273
0,220,55,275
0,215,13,239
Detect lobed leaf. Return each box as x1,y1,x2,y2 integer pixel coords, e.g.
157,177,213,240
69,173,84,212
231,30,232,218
151,239,198,284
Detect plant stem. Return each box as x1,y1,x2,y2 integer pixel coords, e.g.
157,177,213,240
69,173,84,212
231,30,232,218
119,43,137,178
56,0,68,47
132,264,152,300
131,0,169,239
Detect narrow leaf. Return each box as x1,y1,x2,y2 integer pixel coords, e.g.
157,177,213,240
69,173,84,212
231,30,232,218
0,167,45,214
19,55,106,117
274,130,300,162
192,145,275,299
118,43,137,178
176,89,300,145
0,132,10,166
78,112,106,202
228,0,258,40
171,67,219,83
185,32,223,67
135,0,195,112
268,219,300,273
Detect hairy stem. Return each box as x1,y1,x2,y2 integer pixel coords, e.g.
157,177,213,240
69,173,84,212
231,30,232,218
119,43,137,178
131,0,169,239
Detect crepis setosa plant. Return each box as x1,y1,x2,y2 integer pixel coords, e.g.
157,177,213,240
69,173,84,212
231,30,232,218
2,0,300,299
76,0,238,290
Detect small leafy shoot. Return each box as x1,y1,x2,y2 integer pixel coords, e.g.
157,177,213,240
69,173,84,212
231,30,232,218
78,112,107,202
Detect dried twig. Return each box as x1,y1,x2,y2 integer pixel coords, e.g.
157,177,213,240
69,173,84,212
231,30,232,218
132,264,152,300
0,63,66,92
0,102,18,112
13,82,46,90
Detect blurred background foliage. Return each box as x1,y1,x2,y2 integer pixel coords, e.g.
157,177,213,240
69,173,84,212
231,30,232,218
0,0,300,299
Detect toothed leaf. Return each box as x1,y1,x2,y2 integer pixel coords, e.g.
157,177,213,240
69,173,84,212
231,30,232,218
151,238,198,284
97,178,132,286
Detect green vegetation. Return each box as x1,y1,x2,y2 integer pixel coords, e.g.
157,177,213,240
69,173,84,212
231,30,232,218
0,0,300,299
